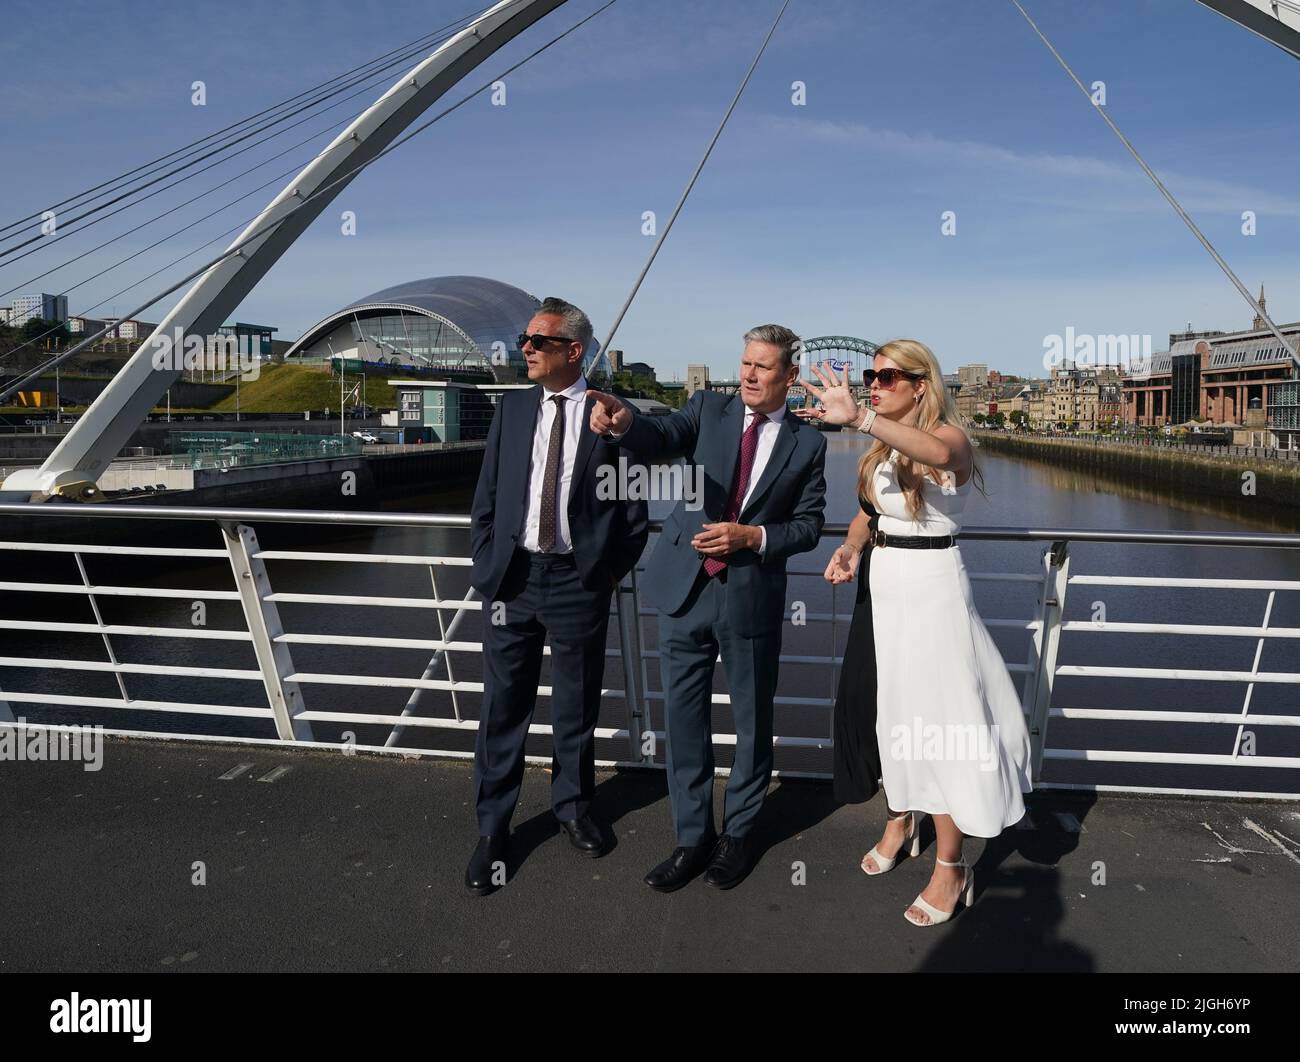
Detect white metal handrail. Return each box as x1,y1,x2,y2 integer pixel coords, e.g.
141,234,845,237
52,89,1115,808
0,502,1298,798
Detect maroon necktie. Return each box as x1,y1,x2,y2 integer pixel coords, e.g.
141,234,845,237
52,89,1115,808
704,412,766,577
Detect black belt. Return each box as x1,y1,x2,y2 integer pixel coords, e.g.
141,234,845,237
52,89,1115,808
518,547,576,567
872,529,956,549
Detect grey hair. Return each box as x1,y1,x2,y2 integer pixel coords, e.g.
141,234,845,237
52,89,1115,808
743,323,802,369
538,296,594,354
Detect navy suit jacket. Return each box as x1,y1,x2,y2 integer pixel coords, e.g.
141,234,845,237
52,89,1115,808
470,383,649,600
613,389,827,637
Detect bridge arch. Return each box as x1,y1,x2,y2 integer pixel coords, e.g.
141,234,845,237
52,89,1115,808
793,336,881,400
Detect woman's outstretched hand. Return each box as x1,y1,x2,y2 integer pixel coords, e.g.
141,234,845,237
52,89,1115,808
823,543,860,584
795,360,863,427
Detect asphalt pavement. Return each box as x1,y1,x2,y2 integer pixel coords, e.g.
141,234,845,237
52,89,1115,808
1,737,1297,972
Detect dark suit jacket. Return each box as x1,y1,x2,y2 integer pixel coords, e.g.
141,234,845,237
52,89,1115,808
470,383,649,600
613,389,826,637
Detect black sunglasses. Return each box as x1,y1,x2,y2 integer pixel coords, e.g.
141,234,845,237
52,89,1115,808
517,332,576,351
862,368,926,389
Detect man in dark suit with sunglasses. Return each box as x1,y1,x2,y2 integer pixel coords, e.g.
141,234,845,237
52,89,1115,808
465,296,648,895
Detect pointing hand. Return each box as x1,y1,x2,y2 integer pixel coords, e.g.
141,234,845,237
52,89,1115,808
588,390,632,436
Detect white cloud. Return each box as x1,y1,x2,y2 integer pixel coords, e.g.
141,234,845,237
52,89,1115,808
759,114,1300,219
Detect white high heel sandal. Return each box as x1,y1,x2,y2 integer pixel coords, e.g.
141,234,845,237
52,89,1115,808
860,811,923,876
904,856,975,926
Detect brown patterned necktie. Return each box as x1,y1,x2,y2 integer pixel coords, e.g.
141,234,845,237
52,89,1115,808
538,394,567,553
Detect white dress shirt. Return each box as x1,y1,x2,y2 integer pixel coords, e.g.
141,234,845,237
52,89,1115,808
521,375,589,553
741,403,785,558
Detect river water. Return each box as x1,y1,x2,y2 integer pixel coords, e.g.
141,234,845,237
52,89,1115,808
2,433,1298,795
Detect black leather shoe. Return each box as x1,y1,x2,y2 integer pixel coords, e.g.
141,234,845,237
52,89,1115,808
465,834,509,895
704,834,752,890
557,814,605,857
644,838,718,893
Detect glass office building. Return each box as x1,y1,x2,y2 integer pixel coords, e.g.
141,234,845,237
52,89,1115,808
1268,379,1300,434
1169,352,1201,424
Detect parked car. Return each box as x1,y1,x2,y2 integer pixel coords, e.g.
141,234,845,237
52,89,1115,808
350,430,380,444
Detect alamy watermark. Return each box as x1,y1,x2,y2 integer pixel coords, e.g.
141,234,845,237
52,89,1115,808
50,993,150,1041
1042,327,1153,373
596,455,704,510
888,717,1002,771
0,719,104,771
149,327,261,381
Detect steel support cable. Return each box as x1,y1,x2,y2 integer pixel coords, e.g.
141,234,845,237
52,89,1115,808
1,107,423,372
2,134,345,311
0,1,545,358
0,143,343,372
0,24,482,258
6,216,261,383
0,12,483,240
0,6,530,265
1010,0,1300,372
0,47,472,277
0,5,492,240
592,0,794,372
0,74,473,362
0,44,480,304
0,0,618,406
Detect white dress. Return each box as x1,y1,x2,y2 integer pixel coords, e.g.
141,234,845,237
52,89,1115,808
868,450,1032,837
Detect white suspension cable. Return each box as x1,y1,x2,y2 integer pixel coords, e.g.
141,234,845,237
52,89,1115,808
0,5,532,266
0,0,616,408
0,6,495,241
592,0,794,376
1010,0,1300,373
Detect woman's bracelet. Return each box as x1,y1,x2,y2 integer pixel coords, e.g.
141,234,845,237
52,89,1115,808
854,405,877,434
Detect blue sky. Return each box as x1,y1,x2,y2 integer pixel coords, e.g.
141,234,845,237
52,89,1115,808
2,0,1298,379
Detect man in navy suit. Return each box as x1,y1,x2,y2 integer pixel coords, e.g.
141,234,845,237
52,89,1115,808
589,325,826,891
466,297,648,895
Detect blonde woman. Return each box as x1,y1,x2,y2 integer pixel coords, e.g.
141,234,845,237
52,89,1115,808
798,340,1032,927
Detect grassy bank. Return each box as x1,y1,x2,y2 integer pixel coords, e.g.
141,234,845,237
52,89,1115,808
9,364,399,417
209,364,397,413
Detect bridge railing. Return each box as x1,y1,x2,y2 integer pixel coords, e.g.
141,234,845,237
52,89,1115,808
0,503,1297,800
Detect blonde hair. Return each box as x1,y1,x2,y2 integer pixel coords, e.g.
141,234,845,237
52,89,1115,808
857,339,985,520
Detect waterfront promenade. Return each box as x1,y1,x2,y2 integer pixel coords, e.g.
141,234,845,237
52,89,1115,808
2,737,1297,972
978,429,1299,463
972,430,1300,515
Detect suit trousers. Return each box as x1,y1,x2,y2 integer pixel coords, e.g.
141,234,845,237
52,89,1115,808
657,567,782,845
473,549,612,836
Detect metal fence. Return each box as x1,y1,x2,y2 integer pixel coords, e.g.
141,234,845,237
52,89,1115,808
168,430,363,469
0,503,1297,800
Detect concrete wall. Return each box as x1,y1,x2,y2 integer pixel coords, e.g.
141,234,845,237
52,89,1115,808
0,435,63,460
0,416,388,462
972,430,1300,511
0,376,234,407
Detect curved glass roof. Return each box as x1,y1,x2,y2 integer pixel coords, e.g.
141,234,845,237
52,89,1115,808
287,275,603,377
336,275,541,356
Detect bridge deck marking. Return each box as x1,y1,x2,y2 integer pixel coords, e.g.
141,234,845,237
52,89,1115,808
256,765,293,783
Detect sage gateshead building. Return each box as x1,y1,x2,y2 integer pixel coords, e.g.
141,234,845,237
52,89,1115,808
284,275,597,382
